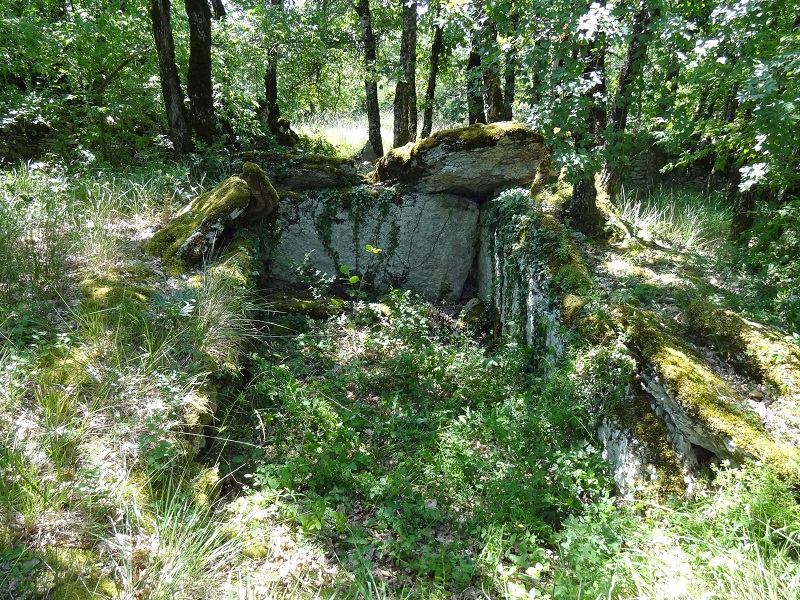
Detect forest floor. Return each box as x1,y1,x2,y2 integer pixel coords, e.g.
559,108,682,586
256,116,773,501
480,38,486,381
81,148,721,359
1,160,799,599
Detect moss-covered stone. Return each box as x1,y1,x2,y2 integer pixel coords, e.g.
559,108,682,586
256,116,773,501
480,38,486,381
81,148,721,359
236,151,359,191
608,388,687,500
372,122,549,198
265,292,344,319
531,212,592,295
144,163,277,275
622,306,800,482
561,293,588,326
684,300,800,400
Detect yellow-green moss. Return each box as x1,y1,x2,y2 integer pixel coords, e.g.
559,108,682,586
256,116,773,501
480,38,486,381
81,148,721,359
373,122,544,182
144,175,252,275
415,121,541,155
532,212,592,294
265,292,344,319
625,307,800,481
611,388,687,500
685,300,800,400
78,272,152,310
42,547,118,599
531,180,573,212
191,465,221,510
561,293,588,326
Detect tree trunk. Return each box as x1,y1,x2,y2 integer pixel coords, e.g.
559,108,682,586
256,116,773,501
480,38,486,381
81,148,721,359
503,13,519,120
150,0,192,159
394,0,417,147
483,22,505,123
421,21,444,138
356,0,384,159
568,10,606,236
599,0,654,201
466,47,486,124
570,176,601,235
210,0,225,19
728,163,755,242
466,0,486,124
263,0,282,129
184,0,214,145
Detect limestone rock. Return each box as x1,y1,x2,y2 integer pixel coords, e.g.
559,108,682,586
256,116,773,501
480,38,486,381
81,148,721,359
623,307,800,483
144,163,278,275
373,122,549,199
237,152,360,191
270,187,480,301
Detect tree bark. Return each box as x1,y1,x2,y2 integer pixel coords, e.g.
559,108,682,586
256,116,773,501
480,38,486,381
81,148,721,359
483,22,505,123
394,0,417,147
728,162,755,242
150,0,192,159
599,0,654,201
356,0,384,159
262,0,282,129
466,47,486,124
210,0,225,19
503,13,519,120
184,0,215,145
466,2,487,125
568,12,606,236
421,21,444,138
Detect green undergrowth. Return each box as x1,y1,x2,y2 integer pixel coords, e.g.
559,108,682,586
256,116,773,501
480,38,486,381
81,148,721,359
217,291,626,597
1,159,799,599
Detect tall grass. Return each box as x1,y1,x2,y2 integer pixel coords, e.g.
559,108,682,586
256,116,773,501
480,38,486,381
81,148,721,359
108,475,244,600
614,464,800,600
617,185,731,251
295,111,461,158
0,163,74,307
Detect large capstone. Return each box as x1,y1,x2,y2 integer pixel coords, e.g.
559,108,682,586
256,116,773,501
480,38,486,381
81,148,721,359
372,122,548,199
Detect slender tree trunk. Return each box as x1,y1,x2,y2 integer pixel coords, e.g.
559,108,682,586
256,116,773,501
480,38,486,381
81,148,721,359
599,0,654,201
150,0,192,159
466,2,487,125
210,0,225,19
421,20,444,138
394,0,417,147
707,81,739,191
356,0,384,159
728,160,755,242
503,51,516,120
263,0,282,130
184,0,214,145
483,22,505,123
503,13,519,120
569,18,606,236
466,47,486,124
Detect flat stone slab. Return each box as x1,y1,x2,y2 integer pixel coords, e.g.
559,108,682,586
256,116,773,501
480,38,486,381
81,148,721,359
372,122,549,199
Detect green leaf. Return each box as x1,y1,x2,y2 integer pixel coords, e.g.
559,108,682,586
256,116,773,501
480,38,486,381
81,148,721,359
349,275,359,284
340,265,350,275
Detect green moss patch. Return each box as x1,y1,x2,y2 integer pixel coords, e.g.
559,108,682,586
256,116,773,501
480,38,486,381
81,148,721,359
373,122,545,184
685,300,800,400
623,307,800,481
78,271,152,310
610,388,687,500
144,163,277,275
236,151,359,190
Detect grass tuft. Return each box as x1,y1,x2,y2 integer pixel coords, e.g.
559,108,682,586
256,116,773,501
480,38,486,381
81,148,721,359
618,185,731,251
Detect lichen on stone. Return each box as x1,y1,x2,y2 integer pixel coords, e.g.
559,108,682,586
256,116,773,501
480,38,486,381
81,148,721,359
144,163,278,275
684,300,800,401
622,306,800,482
